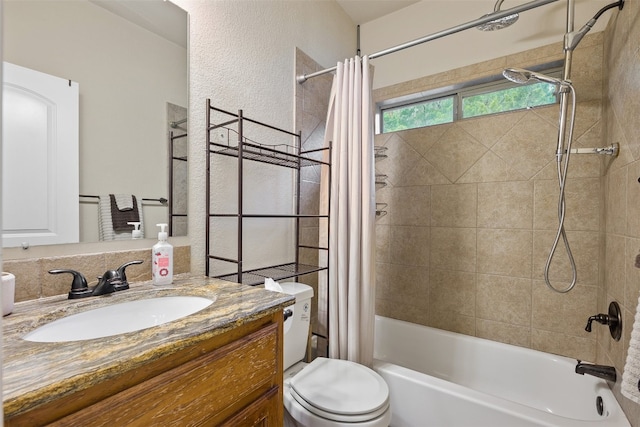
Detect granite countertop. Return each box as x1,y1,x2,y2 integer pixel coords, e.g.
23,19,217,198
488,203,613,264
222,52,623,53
2,273,294,418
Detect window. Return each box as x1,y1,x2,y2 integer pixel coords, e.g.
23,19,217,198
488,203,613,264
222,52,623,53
377,62,563,134
382,96,454,132
461,82,558,119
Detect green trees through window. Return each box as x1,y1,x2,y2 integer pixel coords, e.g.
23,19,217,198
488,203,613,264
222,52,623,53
462,83,557,119
382,97,454,132
381,81,557,133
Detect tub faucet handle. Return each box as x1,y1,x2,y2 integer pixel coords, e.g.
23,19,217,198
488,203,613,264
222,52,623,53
585,314,610,332
584,301,622,341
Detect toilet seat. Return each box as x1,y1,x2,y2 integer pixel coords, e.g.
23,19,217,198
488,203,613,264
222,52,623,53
289,357,390,423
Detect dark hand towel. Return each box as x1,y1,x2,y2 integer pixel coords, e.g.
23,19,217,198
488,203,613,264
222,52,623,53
109,194,140,232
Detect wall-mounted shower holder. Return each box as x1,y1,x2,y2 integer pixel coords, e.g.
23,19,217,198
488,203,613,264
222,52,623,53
375,174,388,186
585,301,622,341
567,143,619,157
374,146,388,159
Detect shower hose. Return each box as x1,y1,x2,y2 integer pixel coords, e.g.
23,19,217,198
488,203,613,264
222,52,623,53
544,83,578,294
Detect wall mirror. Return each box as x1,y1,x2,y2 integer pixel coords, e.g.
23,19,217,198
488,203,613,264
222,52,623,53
2,0,188,249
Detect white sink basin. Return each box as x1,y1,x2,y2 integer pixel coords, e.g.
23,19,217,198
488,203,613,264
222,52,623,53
23,296,214,343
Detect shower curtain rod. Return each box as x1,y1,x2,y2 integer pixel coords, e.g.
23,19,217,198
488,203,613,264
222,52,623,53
296,0,559,84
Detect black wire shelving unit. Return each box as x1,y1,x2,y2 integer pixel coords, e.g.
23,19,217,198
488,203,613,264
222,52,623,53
205,99,331,287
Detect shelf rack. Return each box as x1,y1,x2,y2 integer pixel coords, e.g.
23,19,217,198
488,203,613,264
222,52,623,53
205,100,331,286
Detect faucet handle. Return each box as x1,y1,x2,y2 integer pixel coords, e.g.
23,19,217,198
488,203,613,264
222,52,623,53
585,301,622,341
49,269,92,299
114,260,144,290
585,314,610,332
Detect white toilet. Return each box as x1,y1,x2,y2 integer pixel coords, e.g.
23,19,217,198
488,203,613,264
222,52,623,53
280,282,391,427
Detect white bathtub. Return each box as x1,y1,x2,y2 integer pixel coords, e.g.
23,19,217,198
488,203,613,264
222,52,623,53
373,316,630,427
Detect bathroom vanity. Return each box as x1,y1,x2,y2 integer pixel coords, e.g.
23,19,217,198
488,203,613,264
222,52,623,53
2,275,293,426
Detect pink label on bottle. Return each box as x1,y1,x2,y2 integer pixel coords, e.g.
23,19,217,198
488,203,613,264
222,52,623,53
158,257,169,268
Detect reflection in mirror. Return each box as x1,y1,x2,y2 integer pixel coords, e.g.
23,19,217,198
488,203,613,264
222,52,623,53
2,0,188,247
168,103,188,237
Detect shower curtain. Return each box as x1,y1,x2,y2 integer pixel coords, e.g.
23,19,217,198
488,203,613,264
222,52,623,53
321,55,376,367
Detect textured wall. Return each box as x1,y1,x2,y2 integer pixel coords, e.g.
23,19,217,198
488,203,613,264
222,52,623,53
600,0,640,424
374,33,605,362
172,0,355,275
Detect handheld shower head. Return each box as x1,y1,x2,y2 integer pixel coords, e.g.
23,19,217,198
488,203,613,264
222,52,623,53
502,68,532,85
502,68,569,88
503,66,579,294
477,0,519,31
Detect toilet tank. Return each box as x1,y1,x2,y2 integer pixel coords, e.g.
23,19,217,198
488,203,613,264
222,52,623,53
280,282,314,371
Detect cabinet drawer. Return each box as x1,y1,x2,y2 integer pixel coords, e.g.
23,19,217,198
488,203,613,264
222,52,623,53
53,323,279,426
219,387,280,427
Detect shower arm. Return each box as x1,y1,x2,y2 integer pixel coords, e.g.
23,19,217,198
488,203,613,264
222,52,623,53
565,0,625,52
296,0,560,84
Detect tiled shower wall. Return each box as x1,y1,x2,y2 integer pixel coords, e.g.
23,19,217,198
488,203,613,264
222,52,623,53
373,32,606,362
601,0,640,423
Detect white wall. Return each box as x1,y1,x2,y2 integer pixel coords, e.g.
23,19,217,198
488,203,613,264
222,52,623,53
4,0,188,241
361,0,611,89
173,0,356,274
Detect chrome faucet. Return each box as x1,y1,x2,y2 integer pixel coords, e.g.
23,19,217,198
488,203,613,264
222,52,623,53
575,361,617,382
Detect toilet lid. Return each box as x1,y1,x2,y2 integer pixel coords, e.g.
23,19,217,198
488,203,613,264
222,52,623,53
290,357,389,422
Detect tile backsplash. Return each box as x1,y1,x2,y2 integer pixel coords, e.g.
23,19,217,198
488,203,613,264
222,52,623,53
3,245,190,301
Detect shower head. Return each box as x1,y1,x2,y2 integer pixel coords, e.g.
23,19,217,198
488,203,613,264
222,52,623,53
476,0,519,31
476,13,519,31
502,68,569,87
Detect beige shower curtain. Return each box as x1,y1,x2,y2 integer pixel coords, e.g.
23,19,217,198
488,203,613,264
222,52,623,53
320,55,376,367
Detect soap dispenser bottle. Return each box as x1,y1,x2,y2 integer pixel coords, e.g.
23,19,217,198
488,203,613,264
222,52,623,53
128,222,142,239
152,223,173,285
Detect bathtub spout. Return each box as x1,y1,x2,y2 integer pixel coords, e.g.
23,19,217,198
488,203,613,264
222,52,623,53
575,361,617,382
